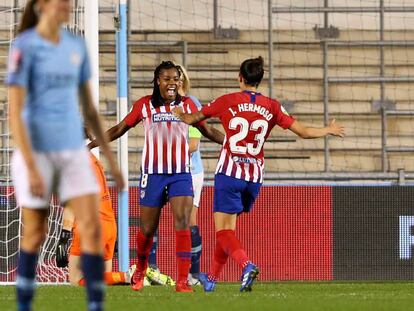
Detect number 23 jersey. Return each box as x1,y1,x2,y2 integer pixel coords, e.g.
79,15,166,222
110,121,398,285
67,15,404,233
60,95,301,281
201,90,295,183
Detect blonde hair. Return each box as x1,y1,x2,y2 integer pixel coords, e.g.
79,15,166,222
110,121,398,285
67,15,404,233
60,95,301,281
176,64,191,94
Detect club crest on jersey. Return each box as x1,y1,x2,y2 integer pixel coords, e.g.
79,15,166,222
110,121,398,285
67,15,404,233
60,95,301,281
70,52,80,65
140,190,145,199
152,112,181,123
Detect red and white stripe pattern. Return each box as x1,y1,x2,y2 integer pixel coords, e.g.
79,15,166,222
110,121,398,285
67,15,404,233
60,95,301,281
139,99,195,174
215,137,265,183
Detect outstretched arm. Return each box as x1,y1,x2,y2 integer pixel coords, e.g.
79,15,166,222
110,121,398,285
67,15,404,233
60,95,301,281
196,123,224,145
87,120,131,150
289,119,345,139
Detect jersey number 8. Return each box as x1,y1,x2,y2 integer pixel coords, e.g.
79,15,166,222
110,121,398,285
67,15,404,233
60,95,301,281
228,117,268,156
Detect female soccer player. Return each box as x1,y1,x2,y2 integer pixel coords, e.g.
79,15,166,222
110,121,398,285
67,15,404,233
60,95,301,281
7,1,123,310
88,61,224,292
173,56,345,292
176,64,204,285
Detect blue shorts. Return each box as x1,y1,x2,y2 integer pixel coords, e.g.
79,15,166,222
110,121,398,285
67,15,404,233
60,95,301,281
140,173,194,207
213,174,261,214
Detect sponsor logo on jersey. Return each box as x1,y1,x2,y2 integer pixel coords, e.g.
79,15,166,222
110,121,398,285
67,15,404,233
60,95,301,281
232,156,258,164
152,112,181,123
281,105,290,116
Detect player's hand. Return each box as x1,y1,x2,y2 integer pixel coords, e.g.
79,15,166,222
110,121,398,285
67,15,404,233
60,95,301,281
328,119,345,137
172,107,184,120
56,229,71,268
28,167,45,198
108,158,125,190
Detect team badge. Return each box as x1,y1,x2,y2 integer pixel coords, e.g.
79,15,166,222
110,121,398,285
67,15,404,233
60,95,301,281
70,52,80,65
9,48,22,73
140,190,146,199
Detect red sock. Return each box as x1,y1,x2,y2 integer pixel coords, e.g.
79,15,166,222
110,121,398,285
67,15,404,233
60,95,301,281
209,240,228,281
176,229,191,282
137,231,153,273
217,229,250,269
104,272,126,285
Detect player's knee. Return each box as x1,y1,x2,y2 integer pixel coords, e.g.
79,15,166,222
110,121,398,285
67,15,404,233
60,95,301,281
140,223,156,237
174,214,189,230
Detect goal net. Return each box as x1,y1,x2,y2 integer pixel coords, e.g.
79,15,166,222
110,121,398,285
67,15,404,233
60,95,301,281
0,0,110,284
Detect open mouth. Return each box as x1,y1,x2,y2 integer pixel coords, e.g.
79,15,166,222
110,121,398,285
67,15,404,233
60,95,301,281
167,87,176,97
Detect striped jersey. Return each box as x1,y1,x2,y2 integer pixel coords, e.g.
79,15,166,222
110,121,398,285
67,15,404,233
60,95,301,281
124,95,201,174
201,90,295,183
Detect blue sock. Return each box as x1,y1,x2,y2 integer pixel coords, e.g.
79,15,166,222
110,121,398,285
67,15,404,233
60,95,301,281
190,226,202,277
81,254,104,311
16,250,38,311
148,231,158,269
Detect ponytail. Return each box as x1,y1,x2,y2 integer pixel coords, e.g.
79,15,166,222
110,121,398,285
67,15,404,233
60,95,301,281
19,0,39,34
239,56,265,87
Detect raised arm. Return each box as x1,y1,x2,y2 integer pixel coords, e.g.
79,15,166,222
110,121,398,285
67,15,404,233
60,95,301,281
79,83,124,189
289,119,345,139
87,120,131,150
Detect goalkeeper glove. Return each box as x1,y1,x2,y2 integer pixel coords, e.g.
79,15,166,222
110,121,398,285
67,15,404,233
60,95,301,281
56,229,71,268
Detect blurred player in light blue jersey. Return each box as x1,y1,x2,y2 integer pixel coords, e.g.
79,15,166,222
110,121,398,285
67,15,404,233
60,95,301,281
7,1,123,311
176,65,204,285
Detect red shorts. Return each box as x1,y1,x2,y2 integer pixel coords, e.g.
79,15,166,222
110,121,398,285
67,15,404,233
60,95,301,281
70,218,117,261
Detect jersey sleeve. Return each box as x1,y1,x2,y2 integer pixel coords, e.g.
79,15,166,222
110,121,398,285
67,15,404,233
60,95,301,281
189,126,202,139
7,37,33,87
124,98,145,127
201,95,226,118
79,39,91,85
274,101,295,129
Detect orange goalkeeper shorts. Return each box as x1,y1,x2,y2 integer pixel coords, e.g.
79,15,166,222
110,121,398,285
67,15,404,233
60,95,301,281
70,218,117,261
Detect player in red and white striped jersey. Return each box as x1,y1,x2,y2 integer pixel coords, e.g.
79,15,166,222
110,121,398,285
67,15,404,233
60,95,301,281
89,61,223,293
173,56,345,292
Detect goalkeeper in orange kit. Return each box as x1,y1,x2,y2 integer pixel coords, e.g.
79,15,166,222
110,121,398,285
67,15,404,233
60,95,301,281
55,128,135,285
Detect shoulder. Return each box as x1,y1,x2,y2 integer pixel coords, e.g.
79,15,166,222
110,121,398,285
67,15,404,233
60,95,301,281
188,95,202,108
13,28,37,50
131,95,151,110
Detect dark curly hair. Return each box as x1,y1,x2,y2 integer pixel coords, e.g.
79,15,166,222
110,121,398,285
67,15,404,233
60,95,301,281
151,61,182,108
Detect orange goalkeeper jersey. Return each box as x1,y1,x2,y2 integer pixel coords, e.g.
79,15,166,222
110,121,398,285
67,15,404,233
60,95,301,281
89,152,115,221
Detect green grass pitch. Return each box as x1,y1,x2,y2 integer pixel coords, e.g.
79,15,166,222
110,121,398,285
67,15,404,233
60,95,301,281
1,282,414,311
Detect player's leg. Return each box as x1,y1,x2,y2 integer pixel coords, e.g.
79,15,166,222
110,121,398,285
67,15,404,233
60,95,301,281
101,219,134,285
189,172,203,284
131,205,162,291
131,173,166,291
168,173,194,292
17,208,48,311
148,230,158,269
68,254,84,285
59,148,105,310
12,150,52,311
69,194,104,307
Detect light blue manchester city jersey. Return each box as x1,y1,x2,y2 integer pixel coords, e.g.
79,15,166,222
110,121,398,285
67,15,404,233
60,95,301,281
7,28,91,152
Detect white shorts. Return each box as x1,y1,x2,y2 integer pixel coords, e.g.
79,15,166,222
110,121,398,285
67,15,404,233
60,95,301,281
11,148,100,209
191,172,204,208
